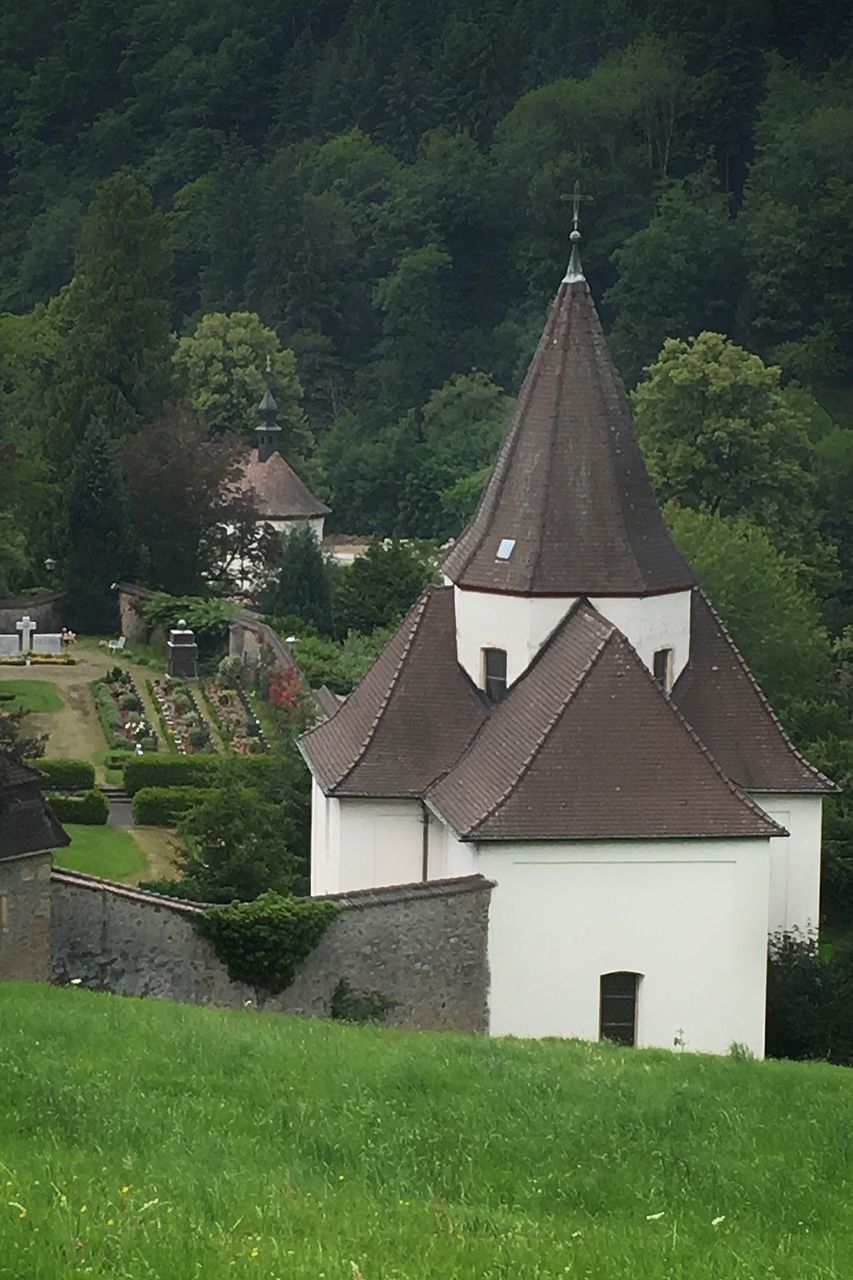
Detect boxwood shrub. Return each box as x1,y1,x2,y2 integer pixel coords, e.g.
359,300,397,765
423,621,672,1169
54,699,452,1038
49,788,109,825
131,786,214,826
124,756,220,795
38,758,95,791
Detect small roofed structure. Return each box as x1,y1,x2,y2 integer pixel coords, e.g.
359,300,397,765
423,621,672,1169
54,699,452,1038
239,378,329,542
0,758,68,982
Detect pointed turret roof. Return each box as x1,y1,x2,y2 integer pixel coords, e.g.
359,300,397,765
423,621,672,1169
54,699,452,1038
442,255,695,597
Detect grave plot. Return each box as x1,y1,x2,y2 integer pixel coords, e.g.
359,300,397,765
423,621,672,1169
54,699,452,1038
148,677,217,755
92,667,158,752
200,677,268,755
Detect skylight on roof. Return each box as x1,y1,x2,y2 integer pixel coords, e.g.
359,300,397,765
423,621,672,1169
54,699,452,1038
496,538,516,561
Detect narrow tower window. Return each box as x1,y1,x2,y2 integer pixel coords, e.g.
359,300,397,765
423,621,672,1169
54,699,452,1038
482,648,508,703
599,972,641,1046
653,647,673,693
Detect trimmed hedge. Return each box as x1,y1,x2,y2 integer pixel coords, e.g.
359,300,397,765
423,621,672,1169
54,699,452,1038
132,786,214,826
124,756,220,796
105,750,134,770
49,788,109,825
38,758,95,790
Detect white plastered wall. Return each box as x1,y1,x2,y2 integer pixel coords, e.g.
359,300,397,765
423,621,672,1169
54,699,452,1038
454,586,692,691
474,837,771,1055
589,590,692,684
311,795,424,894
749,793,823,936
454,587,576,687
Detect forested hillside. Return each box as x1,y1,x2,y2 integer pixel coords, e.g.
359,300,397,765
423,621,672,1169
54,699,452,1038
1,1,853,921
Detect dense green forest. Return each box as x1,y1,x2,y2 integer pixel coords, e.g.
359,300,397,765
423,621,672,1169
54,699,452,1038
1,1,852,914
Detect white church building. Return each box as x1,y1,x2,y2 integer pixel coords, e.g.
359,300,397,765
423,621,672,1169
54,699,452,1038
299,230,834,1057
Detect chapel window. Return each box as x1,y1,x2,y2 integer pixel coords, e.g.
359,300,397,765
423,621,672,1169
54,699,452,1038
483,648,508,703
653,647,673,693
599,971,641,1047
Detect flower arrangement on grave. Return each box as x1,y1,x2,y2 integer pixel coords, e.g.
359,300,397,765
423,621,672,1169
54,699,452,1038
150,677,217,756
92,668,157,751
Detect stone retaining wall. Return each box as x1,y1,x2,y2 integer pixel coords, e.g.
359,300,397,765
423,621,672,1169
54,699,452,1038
50,870,492,1032
0,592,64,634
0,852,52,981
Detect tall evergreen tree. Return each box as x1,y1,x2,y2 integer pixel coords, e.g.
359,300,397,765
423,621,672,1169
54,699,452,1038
264,525,334,636
44,172,173,463
64,420,138,633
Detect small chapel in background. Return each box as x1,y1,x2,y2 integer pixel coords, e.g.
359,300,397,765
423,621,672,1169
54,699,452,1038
299,210,836,1057
239,377,329,544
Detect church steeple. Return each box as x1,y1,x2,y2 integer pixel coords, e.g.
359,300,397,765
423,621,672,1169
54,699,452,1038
256,357,282,463
443,216,694,598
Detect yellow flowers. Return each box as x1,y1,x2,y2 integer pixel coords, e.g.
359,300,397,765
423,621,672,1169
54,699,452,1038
8,1202,27,1219
120,1186,130,1195
249,1247,259,1258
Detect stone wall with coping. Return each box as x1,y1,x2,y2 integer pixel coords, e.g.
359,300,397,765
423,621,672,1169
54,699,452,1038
0,592,64,635
50,870,492,1032
0,852,52,981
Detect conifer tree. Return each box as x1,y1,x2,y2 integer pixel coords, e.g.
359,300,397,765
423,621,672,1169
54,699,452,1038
45,173,173,463
264,525,334,636
64,420,138,633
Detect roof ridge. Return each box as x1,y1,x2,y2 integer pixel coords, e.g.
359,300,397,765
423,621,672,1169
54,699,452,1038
464,624,615,838
327,587,434,793
679,588,837,793
612,624,788,834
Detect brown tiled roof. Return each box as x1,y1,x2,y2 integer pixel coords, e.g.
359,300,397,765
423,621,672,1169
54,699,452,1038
241,448,330,520
0,760,69,859
427,603,782,841
299,587,487,797
442,277,694,596
672,590,836,794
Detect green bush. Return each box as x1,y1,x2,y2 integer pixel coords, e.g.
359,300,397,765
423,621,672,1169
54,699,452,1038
105,750,134,770
119,692,141,712
37,758,95,790
49,788,109,825
124,755,219,795
195,891,339,993
132,786,213,826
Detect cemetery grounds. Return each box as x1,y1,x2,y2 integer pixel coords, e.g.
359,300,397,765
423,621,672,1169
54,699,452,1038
0,636,182,884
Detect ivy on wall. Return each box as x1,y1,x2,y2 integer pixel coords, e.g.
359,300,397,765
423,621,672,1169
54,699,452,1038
195,891,339,994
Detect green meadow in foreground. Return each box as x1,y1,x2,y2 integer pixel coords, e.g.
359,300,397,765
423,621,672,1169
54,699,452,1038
1,985,852,1280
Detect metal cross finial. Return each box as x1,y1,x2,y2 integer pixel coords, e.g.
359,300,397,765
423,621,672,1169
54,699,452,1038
561,181,592,283
562,180,593,235
265,353,272,376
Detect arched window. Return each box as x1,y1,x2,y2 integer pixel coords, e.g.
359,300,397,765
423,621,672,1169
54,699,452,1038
599,971,641,1046
482,648,508,703
653,647,673,693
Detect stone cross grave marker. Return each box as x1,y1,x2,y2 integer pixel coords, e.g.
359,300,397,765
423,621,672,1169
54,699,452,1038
16,616,36,652
32,633,62,655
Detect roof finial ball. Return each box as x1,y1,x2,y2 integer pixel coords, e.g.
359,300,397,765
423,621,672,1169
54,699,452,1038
562,179,592,285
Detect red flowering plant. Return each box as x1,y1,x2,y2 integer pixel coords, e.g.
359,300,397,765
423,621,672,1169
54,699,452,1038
266,666,315,737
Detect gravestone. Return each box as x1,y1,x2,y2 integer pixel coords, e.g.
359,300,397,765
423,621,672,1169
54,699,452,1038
0,635,19,657
16,616,36,652
32,633,62,655
167,619,198,679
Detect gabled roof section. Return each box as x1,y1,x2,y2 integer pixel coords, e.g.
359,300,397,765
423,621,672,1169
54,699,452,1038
299,586,487,797
442,276,694,596
0,759,69,859
241,449,330,520
427,603,782,841
673,590,836,794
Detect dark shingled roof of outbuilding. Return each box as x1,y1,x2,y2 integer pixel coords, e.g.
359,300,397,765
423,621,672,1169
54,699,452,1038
241,448,330,520
0,759,69,860
442,275,695,597
426,603,783,841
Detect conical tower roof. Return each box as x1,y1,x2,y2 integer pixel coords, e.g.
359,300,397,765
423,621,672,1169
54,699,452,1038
442,255,694,597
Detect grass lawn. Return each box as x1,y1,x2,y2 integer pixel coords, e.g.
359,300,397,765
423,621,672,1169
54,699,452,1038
0,678,64,713
56,825,149,881
2,985,853,1279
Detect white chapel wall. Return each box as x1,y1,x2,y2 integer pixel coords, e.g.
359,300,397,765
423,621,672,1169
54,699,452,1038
750,793,823,936
321,797,424,893
589,590,692,684
454,585,692,691
475,837,771,1056
453,587,575,688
